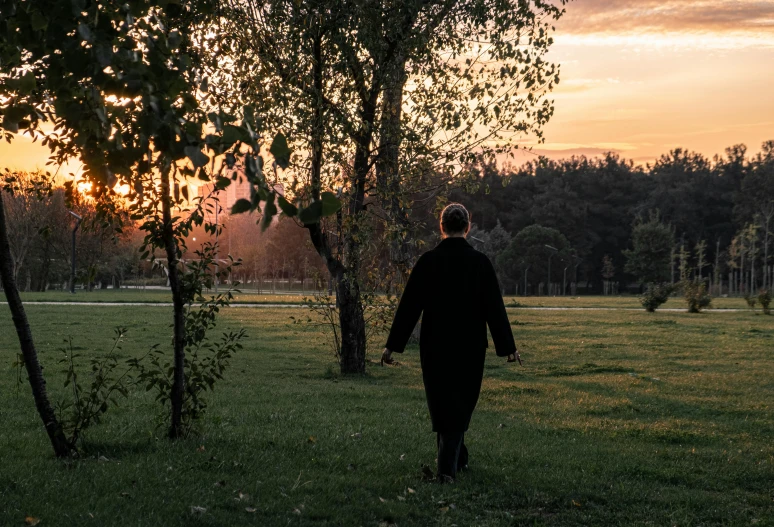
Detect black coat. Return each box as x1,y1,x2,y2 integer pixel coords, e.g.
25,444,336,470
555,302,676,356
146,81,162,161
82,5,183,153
385,237,517,432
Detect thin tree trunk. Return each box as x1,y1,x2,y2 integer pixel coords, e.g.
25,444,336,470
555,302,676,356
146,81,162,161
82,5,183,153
376,58,413,277
160,166,187,439
0,192,71,457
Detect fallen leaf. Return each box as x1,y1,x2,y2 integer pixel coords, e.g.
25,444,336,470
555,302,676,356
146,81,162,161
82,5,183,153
440,506,449,513
308,436,317,444
399,454,406,461
119,492,131,498
379,497,387,503
397,496,406,501
235,492,249,502
190,506,207,514
351,433,362,439
197,445,206,453
293,508,301,515
25,517,41,526
97,455,110,462
572,500,582,507
214,480,226,487
347,464,356,471
245,507,257,513
450,503,457,510
407,487,415,494
497,423,506,429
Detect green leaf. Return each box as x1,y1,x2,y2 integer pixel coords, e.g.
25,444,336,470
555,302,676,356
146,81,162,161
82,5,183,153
321,192,342,216
298,201,323,225
184,146,209,169
222,124,250,146
269,133,291,169
77,22,93,42
2,114,19,134
261,194,277,231
277,195,298,217
30,11,49,31
19,72,36,95
231,199,252,214
215,176,231,190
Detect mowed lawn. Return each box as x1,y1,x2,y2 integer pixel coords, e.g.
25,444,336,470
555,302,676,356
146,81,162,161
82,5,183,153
0,303,772,526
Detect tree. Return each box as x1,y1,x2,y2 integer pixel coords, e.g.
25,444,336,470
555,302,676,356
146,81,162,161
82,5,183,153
735,142,774,289
0,174,71,456
219,0,566,372
624,214,674,285
0,0,302,442
498,225,571,293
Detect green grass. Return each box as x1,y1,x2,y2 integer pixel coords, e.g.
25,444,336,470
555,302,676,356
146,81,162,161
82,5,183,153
1,304,772,526
15,290,754,310
17,289,307,304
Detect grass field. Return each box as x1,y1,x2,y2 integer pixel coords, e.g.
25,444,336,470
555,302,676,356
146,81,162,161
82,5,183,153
14,289,754,310
1,302,772,526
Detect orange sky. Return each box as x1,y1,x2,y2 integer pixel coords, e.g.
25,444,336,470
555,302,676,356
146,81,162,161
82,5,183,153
520,0,774,164
2,0,773,171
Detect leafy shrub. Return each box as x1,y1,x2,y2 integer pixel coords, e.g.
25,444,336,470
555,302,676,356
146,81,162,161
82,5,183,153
744,293,757,310
130,243,245,436
758,289,772,315
55,328,140,451
640,283,674,312
298,269,399,361
682,280,712,313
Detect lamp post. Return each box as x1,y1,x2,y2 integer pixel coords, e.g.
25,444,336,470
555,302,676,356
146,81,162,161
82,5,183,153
68,210,83,294
545,244,558,296
214,200,219,294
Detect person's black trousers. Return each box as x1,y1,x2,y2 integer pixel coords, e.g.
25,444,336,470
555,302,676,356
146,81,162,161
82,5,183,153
436,432,468,479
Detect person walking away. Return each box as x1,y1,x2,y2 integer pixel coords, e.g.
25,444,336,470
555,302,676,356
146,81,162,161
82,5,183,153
382,203,521,483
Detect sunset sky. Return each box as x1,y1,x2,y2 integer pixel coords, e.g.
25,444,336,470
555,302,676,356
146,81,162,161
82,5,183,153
2,0,773,171
527,0,774,163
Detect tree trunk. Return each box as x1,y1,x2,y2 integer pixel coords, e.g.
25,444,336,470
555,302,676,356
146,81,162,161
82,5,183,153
160,167,187,439
337,268,366,374
0,192,71,457
375,58,414,277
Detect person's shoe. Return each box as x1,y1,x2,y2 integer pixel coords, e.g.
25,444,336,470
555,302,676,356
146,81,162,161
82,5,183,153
437,474,455,484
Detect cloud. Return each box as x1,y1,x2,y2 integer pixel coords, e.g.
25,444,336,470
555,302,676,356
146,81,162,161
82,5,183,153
557,0,774,35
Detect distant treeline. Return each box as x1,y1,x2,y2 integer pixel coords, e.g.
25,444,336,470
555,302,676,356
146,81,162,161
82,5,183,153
448,141,774,294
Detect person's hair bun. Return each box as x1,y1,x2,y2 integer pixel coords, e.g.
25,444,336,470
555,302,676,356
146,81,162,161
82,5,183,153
441,203,470,234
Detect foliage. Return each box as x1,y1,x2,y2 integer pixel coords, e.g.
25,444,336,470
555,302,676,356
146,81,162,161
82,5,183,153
640,283,674,312
624,213,674,284
681,280,712,313
298,269,399,362
498,224,572,286
744,293,757,310
54,328,141,451
758,289,771,315
216,0,566,373
130,243,245,436
453,142,773,290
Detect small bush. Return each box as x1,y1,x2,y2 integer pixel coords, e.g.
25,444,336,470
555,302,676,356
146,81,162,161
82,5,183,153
744,293,757,310
640,283,674,312
758,289,771,315
682,280,712,313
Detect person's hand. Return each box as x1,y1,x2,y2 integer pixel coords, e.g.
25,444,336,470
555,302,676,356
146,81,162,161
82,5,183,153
381,348,395,366
507,350,523,366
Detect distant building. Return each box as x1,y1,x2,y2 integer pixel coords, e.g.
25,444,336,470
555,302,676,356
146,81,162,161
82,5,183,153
197,172,252,224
